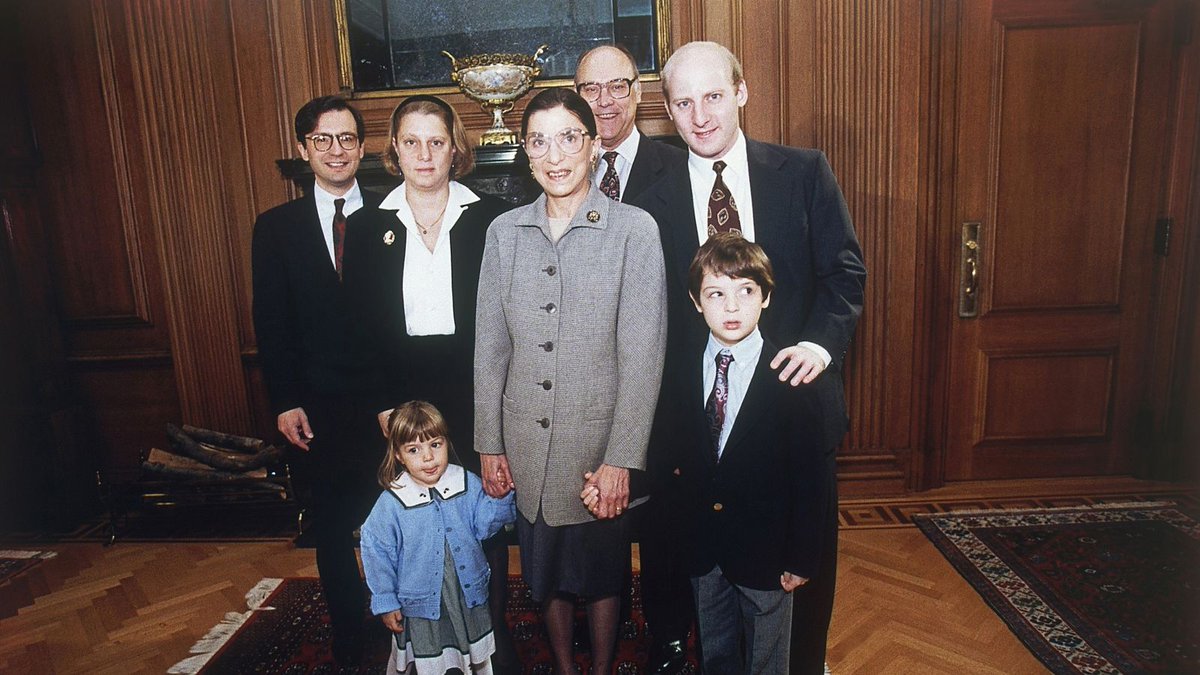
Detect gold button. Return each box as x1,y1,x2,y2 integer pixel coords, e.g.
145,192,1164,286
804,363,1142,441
712,503,723,511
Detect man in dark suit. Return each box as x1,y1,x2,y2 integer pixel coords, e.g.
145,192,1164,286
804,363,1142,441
574,44,686,204
251,95,384,664
574,44,693,675
642,41,866,674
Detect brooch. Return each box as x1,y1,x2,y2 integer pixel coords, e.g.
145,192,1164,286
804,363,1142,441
586,210,600,223
383,230,395,245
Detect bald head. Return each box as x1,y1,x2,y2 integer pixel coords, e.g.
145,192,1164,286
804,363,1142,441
660,41,748,160
574,45,642,149
661,41,744,101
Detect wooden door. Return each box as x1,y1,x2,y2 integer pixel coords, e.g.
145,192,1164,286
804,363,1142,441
943,0,1184,480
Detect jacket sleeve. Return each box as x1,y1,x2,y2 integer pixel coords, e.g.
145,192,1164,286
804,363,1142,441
798,152,866,371
603,209,668,470
468,473,516,540
473,219,512,456
783,381,837,579
359,494,405,616
251,213,305,415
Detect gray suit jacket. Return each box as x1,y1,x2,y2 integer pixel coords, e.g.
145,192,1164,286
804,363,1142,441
474,186,667,526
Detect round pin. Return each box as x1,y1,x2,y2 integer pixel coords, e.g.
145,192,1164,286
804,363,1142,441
586,210,600,223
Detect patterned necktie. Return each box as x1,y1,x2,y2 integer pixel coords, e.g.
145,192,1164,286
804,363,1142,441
599,151,621,201
704,350,734,460
707,160,741,236
333,197,347,281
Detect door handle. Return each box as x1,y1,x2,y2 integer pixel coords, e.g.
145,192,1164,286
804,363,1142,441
959,222,981,318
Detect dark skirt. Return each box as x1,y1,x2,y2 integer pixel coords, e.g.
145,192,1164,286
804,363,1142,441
516,509,631,603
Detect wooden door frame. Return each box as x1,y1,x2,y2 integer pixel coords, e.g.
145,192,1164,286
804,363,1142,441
915,0,1200,491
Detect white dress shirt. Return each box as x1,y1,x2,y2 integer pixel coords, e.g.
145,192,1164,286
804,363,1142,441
379,181,481,336
313,181,364,269
686,132,831,368
593,127,642,200
702,327,764,458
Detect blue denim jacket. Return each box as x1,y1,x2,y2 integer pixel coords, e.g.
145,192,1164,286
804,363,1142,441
360,464,515,620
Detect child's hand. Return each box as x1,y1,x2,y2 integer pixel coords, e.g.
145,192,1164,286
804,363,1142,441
381,610,404,634
780,572,808,592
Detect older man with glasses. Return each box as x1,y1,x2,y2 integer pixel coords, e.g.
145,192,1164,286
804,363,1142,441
251,95,384,666
573,44,685,205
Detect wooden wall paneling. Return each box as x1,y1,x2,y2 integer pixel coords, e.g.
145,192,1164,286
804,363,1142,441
119,1,251,434
1147,0,1200,481
785,1,926,493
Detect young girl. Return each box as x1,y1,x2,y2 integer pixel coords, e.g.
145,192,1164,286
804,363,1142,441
360,400,516,674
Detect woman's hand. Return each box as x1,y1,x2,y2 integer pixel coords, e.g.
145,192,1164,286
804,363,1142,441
481,453,515,498
581,464,629,519
381,610,404,634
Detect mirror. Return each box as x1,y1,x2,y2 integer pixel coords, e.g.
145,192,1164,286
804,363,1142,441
337,0,666,92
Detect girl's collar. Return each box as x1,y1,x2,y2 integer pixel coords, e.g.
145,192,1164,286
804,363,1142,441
387,464,467,507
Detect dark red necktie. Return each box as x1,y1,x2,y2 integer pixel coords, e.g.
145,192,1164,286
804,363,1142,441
707,160,741,236
599,151,621,201
333,197,346,280
704,351,734,459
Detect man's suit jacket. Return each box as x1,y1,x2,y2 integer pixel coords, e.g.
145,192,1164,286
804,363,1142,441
621,134,686,204
672,336,840,591
341,189,512,414
641,139,866,453
251,189,384,415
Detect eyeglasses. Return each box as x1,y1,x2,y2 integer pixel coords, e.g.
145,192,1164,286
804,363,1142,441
305,132,360,152
576,77,635,102
523,128,589,159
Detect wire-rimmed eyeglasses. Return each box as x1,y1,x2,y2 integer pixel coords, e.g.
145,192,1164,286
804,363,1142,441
523,128,589,159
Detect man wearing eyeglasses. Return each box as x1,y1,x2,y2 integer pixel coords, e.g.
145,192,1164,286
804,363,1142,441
251,95,384,665
574,45,685,205
574,44,692,675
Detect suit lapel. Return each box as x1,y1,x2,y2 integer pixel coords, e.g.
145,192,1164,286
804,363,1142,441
653,168,699,297
297,193,341,286
719,339,778,462
682,349,719,470
746,139,792,256
622,135,662,202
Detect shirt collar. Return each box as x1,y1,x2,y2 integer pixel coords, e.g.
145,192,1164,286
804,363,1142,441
379,180,481,228
387,463,467,507
313,180,362,210
605,126,642,162
704,326,764,367
687,129,748,178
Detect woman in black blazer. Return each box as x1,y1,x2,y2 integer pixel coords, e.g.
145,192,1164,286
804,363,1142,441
342,94,515,671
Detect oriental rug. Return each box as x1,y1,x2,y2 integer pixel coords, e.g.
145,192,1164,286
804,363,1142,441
915,502,1199,674
172,574,699,674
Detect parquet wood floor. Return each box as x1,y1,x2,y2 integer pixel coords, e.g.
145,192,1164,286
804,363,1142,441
0,477,1189,674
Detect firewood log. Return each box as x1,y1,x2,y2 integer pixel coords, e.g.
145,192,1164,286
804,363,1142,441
181,425,266,454
165,424,283,471
142,448,269,480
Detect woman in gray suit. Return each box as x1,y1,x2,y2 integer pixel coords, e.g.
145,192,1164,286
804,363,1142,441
474,87,667,675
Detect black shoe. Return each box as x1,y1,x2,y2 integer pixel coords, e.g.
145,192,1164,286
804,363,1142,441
648,639,687,675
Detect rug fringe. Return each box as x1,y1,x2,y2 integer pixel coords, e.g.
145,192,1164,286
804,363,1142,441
0,550,57,559
167,578,283,675
911,500,1175,519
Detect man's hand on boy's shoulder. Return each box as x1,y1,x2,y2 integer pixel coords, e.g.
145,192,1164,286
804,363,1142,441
781,571,809,592
771,345,825,386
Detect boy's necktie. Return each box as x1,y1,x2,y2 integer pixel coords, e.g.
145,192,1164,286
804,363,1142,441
333,197,347,281
707,160,741,236
704,350,734,460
